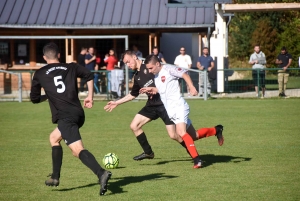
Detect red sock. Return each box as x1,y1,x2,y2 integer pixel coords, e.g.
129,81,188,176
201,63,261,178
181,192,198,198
182,134,198,158
197,127,216,139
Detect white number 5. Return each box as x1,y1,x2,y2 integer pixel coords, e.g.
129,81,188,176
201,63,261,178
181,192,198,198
54,75,66,93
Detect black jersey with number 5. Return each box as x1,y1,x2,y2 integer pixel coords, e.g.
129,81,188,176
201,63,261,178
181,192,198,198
30,63,94,123
130,64,163,106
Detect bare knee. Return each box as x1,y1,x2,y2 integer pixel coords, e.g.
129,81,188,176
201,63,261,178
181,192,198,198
68,140,84,158
130,122,141,132
49,128,62,146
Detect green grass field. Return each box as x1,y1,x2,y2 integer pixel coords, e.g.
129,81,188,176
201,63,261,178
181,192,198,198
1,99,300,201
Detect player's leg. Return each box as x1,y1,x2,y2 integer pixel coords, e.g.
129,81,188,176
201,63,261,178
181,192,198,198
130,110,154,160
45,127,63,187
175,122,202,168
59,117,111,196
189,123,224,146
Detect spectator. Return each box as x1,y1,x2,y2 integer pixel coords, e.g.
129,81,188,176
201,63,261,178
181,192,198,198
196,47,214,97
152,46,166,63
132,44,143,58
275,47,292,98
174,46,192,96
104,49,118,94
78,47,87,94
249,45,267,98
85,47,99,94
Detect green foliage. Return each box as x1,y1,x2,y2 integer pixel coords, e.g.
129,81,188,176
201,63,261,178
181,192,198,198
229,1,300,68
250,19,278,68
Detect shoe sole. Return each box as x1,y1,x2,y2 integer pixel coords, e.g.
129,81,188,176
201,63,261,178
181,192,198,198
133,157,154,161
100,172,112,196
45,181,59,187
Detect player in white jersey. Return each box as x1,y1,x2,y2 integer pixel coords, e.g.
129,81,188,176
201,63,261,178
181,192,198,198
140,55,206,168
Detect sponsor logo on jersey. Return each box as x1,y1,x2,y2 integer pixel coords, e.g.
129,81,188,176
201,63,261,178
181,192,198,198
177,68,182,71
161,76,166,83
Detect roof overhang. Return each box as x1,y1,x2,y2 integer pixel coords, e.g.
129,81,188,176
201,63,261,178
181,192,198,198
0,24,215,29
222,3,300,13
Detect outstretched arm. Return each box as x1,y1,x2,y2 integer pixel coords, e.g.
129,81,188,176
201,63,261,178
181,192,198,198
139,87,158,95
104,93,136,112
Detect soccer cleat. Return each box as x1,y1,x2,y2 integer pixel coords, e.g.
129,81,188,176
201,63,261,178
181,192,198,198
99,170,112,196
215,125,224,146
133,152,154,161
45,174,59,187
193,157,202,169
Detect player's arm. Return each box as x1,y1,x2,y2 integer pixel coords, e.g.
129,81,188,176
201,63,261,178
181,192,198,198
139,87,158,95
182,73,198,96
284,57,292,70
275,55,282,65
84,79,94,108
104,78,139,112
104,93,136,112
30,73,47,104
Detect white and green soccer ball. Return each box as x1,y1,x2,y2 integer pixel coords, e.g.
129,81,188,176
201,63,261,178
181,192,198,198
102,153,119,169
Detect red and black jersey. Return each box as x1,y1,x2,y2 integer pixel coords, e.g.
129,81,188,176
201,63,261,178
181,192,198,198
130,64,163,106
30,63,94,123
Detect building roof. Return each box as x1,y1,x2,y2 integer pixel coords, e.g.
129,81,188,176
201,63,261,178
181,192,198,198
0,0,231,29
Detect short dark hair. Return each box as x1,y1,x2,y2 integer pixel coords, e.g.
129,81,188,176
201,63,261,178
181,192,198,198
254,44,260,47
81,47,87,50
43,42,59,60
121,50,136,60
203,47,209,50
281,46,287,51
153,46,158,50
144,55,160,65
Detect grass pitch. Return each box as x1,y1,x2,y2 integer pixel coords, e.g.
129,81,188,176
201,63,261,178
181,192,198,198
0,99,300,201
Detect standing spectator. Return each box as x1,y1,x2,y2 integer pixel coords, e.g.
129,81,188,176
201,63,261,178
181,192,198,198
94,49,101,94
78,47,87,94
30,42,112,196
132,44,143,58
104,49,118,94
174,46,192,96
249,45,267,98
275,47,292,97
85,47,99,94
196,47,214,97
152,46,166,63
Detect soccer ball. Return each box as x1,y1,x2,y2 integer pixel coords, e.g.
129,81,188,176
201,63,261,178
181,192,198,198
102,153,119,169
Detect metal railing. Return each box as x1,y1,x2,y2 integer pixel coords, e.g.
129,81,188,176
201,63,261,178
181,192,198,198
1,68,299,101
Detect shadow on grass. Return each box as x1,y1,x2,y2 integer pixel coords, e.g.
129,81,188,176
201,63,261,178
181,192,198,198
53,173,177,195
108,173,178,195
155,154,251,168
54,182,99,192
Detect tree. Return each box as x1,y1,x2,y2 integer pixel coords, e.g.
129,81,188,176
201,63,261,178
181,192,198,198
250,19,278,68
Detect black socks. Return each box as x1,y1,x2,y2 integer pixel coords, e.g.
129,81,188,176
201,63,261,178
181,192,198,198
136,132,153,155
79,150,105,179
52,146,63,180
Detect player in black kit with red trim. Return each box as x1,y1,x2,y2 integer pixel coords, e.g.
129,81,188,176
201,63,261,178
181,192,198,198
30,42,111,196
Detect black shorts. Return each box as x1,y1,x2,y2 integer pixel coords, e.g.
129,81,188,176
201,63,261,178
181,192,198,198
57,116,85,146
252,70,265,87
138,105,174,125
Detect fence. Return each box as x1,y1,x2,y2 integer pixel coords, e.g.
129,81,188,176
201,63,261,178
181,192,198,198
0,68,299,102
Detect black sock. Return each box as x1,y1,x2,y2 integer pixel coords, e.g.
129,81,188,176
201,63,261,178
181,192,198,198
52,146,63,179
136,132,153,155
79,150,105,179
180,141,191,157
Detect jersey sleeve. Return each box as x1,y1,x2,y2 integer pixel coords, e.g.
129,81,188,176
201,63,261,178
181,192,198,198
73,63,94,81
30,71,42,103
165,64,187,78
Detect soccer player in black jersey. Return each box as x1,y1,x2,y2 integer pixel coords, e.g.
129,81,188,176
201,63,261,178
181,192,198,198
30,43,111,196
104,50,224,163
